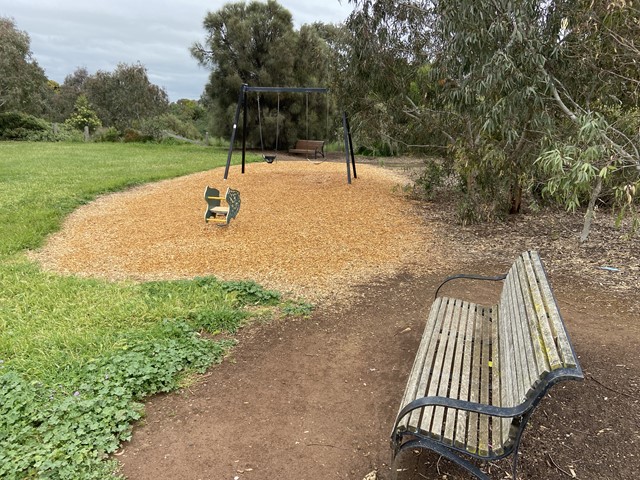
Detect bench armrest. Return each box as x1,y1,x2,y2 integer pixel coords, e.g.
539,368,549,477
434,273,507,299
393,365,584,436
393,396,531,435
400,395,530,419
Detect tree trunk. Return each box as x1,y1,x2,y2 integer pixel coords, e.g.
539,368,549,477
510,182,523,214
580,175,603,243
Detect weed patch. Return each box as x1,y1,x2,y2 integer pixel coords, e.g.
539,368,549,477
0,320,233,479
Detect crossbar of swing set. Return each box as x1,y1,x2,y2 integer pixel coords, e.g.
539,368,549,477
223,83,356,184
243,86,328,94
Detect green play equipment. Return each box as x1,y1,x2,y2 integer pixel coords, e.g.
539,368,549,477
204,186,241,225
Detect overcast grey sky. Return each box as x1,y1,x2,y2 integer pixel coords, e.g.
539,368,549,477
2,0,354,101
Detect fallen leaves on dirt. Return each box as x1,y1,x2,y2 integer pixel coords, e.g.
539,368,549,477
417,199,640,296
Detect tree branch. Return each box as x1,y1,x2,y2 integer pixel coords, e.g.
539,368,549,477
546,73,640,171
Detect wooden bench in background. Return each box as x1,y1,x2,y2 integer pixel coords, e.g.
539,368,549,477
391,251,583,480
288,139,325,159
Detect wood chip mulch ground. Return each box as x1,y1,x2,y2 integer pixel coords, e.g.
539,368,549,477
30,159,447,302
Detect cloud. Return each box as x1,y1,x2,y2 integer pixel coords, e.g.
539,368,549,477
3,0,353,101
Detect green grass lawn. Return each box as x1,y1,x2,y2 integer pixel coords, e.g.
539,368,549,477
0,142,285,479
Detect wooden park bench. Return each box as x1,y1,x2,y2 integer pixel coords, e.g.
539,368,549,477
288,139,325,159
204,186,241,225
391,251,583,479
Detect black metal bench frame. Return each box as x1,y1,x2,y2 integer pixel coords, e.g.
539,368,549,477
391,251,583,479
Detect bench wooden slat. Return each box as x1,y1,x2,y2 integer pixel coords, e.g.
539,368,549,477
501,274,523,401
530,253,577,368
466,305,485,454
515,259,551,379
419,298,459,434
499,293,517,442
522,254,563,370
454,303,476,449
444,303,471,445
433,299,465,440
477,309,492,456
498,285,516,407
512,261,548,383
398,297,444,433
491,307,505,456
505,270,532,404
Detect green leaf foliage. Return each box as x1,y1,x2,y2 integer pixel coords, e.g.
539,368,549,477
220,279,281,305
344,0,639,235
0,17,51,116
192,1,342,147
0,320,234,479
64,95,102,133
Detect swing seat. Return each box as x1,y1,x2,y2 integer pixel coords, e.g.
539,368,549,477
263,154,277,163
204,186,241,225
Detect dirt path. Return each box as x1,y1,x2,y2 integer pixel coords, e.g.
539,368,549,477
116,264,639,480
117,271,435,479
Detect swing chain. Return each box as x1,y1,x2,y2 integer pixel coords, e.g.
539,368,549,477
257,94,265,153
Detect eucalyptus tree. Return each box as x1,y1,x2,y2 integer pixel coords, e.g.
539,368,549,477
50,67,90,123
535,0,640,240
84,63,169,131
0,17,51,115
339,1,437,154
430,1,559,218
345,0,639,238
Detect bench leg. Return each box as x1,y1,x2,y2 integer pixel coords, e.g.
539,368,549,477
511,445,520,480
392,437,490,480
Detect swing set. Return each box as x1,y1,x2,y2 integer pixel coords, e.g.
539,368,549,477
224,84,357,183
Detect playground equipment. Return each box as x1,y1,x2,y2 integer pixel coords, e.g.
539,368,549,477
257,93,279,163
224,84,357,183
204,186,241,225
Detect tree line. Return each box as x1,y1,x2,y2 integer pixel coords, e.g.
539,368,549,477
2,1,639,239
0,16,204,142
339,0,640,239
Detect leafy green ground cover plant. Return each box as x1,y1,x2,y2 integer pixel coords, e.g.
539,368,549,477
0,321,234,479
0,142,285,478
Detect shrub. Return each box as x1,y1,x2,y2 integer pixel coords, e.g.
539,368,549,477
26,124,84,142
63,95,102,133
94,127,121,142
140,114,203,142
0,112,49,140
414,158,453,200
0,112,83,142
122,129,152,143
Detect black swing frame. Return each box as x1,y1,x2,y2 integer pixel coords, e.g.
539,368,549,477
223,84,357,184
